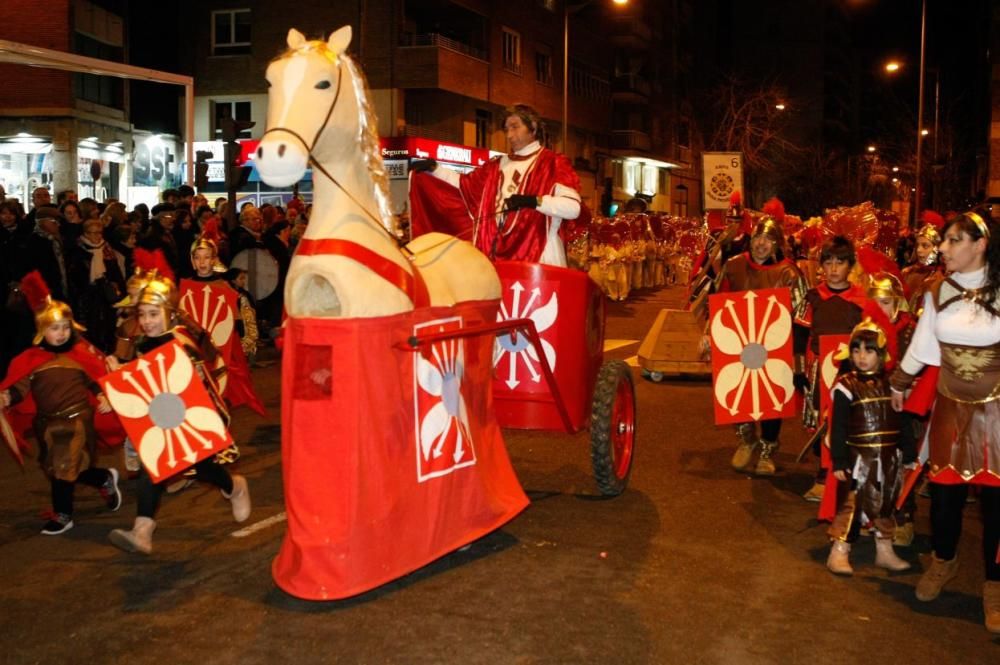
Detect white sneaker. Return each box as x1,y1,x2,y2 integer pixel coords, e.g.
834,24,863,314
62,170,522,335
223,474,251,523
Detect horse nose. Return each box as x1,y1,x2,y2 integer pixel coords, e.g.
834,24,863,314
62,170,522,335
257,144,288,159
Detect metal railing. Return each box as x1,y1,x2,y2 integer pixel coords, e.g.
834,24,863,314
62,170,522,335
399,33,488,62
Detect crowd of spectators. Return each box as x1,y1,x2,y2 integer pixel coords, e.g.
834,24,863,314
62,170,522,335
0,185,308,377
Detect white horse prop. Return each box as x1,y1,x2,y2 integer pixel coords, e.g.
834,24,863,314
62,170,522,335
255,26,499,316
255,27,528,601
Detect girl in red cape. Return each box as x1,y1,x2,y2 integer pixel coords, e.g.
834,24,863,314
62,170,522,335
0,272,123,535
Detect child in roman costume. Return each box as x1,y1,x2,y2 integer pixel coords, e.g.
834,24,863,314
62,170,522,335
108,272,251,554
0,272,122,535
825,318,915,575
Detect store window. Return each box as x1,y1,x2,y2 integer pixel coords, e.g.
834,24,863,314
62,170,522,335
212,9,251,56
214,101,253,138
502,28,521,74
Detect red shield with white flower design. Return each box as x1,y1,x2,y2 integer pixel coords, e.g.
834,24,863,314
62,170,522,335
99,341,234,482
414,316,477,482
709,287,796,425
818,335,851,417
179,279,239,365
493,278,559,394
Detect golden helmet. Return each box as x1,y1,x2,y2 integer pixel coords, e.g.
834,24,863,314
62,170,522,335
866,272,908,316
135,271,179,320
190,236,218,258
752,216,784,246
33,298,86,345
114,267,153,308
847,317,891,365
915,224,942,246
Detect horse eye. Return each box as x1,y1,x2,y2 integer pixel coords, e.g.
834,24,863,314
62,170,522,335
314,80,331,90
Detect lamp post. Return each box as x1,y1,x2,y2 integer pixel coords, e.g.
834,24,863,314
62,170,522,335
914,0,926,224
562,0,627,153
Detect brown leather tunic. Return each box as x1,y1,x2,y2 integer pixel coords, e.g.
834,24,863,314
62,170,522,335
719,253,806,310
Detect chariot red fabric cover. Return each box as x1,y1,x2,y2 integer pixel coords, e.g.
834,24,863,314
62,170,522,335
272,299,529,600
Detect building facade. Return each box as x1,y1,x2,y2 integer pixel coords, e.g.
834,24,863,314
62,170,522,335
176,0,701,216
0,0,135,206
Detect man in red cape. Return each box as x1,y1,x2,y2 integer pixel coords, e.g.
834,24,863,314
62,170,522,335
409,104,584,266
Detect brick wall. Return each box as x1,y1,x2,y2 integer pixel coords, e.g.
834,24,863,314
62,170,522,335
0,0,74,110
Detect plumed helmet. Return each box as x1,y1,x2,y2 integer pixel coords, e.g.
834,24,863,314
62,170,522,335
135,270,179,324
915,223,942,247
190,236,219,258
19,271,86,345
114,267,152,308
866,271,908,318
33,299,87,345
752,216,784,246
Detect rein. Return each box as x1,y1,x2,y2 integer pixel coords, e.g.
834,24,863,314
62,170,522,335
260,62,399,247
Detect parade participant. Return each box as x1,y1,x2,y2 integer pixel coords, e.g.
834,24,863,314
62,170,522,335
867,273,920,545
0,272,121,535
714,216,807,475
900,212,944,314
108,272,251,555
890,210,1000,633
185,236,265,423
825,318,914,575
227,268,259,365
687,191,750,302
412,104,582,266
794,236,868,501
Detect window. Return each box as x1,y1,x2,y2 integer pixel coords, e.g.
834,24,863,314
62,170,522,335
212,9,251,56
73,33,123,107
677,119,690,148
214,101,253,138
502,28,521,74
535,47,553,86
475,109,492,149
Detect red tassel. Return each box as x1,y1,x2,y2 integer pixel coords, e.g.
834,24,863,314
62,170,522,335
133,247,176,282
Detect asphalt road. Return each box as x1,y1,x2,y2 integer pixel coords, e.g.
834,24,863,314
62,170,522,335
0,285,996,664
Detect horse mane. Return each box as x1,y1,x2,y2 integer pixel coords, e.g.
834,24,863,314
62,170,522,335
340,53,397,236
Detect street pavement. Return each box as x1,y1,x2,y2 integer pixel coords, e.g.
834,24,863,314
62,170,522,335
0,284,997,664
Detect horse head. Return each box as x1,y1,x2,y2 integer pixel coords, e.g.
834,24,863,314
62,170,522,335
256,27,354,187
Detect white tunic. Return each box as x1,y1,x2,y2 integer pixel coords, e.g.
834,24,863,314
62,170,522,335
899,266,1000,377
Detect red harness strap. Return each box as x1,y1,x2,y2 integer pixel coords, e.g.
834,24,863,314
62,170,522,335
296,238,431,309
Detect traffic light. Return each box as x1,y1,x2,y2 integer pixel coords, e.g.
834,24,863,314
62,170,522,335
195,150,212,191
219,116,255,193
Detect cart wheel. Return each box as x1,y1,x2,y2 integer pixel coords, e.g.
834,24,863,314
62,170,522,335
590,360,636,496
648,371,664,383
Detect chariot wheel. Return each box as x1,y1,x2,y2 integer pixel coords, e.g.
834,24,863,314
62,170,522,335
590,360,636,496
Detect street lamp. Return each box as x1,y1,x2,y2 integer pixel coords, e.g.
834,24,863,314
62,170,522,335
867,145,877,153
884,61,901,73
562,0,628,152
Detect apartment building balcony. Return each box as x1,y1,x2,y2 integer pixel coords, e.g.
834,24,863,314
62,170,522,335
609,18,651,48
611,74,650,103
611,129,651,152
396,33,490,99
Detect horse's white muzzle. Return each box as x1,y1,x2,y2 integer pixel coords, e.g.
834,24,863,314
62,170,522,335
255,134,309,188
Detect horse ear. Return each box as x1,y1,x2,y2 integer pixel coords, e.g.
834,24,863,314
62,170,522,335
287,29,306,49
327,26,352,55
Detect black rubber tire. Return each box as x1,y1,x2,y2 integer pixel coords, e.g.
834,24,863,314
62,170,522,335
590,360,636,496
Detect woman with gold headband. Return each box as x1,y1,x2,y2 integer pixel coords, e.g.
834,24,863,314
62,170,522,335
890,208,1000,633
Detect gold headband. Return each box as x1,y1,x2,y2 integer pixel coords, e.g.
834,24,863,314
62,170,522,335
965,211,991,241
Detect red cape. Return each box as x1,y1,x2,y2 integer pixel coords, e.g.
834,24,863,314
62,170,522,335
410,149,583,262
1,340,126,452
